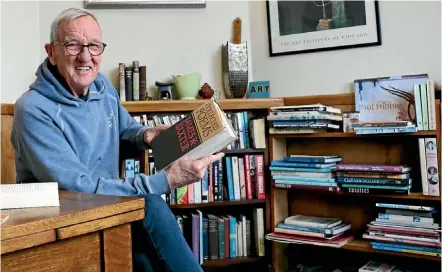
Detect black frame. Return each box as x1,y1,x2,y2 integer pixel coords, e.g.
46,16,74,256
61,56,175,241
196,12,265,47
266,0,382,57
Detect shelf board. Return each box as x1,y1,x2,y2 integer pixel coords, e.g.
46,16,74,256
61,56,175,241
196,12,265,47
202,256,264,267
343,239,441,261
122,98,283,113
269,131,437,138
273,186,441,201
169,199,266,209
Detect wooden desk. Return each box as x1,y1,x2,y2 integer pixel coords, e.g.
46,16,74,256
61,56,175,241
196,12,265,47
1,190,145,272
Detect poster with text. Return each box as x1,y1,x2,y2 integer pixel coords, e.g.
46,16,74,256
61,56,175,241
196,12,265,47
266,0,381,56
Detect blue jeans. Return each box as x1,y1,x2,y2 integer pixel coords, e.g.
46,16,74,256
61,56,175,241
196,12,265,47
132,194,204,272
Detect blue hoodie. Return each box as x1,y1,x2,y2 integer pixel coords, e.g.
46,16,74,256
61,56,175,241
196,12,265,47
11,58,171,196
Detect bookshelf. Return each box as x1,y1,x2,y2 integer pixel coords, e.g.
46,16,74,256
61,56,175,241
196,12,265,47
121,98,283,271
269,94,442,272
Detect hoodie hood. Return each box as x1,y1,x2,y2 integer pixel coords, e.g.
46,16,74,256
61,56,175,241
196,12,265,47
30,58,106,107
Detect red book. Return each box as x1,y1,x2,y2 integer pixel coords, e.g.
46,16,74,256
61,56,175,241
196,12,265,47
244,155,253,199
255,155,265,199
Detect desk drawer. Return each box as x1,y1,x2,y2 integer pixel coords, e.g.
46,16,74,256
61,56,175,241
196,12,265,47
1,232,101,272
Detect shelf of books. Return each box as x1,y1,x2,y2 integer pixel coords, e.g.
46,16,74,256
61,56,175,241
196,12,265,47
120,98,283,270
267,84,442,271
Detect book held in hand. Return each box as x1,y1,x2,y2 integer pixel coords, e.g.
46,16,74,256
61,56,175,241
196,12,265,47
151,99,238,171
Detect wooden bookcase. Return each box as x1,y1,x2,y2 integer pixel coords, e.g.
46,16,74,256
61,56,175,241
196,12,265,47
121,98,283,271
269,94,442,272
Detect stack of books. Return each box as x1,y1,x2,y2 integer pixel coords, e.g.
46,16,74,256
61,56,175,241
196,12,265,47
265,214,353,248
335,164,412,195
351,121,417,135
267,104,343,134
271,155,341,192
363,203,441,257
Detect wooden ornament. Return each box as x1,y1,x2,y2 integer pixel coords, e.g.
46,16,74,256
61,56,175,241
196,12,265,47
232,17,242,44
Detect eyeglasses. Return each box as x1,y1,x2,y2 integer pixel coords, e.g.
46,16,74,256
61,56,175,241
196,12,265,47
53,41,107,56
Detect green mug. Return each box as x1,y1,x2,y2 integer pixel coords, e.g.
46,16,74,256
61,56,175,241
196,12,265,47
173,73,201,100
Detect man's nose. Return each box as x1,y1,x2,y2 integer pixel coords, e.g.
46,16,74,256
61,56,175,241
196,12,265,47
77,46,92,61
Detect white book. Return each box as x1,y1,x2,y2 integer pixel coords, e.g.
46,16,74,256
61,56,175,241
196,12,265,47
237,221,243,256
238,158,246,200
231,156,241,200
0,182,60,209
254,208,265,256
418,138,429,195
427,79,437,130
194,180,202,204
236,112,245,149
414,84,424,130
241,215,247,257
425,138,440,196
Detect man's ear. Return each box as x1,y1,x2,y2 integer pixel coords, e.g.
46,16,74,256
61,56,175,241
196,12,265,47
45,43,57,65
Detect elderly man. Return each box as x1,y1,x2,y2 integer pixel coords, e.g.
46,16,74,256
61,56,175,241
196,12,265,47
11,7,223,272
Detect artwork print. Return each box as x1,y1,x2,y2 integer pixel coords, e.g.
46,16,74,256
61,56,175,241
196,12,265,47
266,0,381,56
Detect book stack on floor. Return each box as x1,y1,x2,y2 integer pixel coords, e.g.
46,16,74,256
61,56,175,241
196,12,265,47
267,104,343,134
265,215,353,248
271,155,341,192
336,164,412,195
176,208,265,264
363,203,441,257
351,121,418,134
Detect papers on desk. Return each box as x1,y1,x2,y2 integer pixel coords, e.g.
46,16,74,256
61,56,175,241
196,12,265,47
0,182,60,209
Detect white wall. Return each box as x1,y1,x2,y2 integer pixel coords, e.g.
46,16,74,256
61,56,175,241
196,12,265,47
249,0,442,97
1,1,441,102
1,0,252,102
1,1,41,102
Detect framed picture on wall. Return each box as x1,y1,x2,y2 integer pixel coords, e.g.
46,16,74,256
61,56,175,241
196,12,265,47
84,0,206,9
266,0,381,56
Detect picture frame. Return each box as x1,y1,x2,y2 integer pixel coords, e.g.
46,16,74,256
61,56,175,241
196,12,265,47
266,0,381,56
84,0,206,9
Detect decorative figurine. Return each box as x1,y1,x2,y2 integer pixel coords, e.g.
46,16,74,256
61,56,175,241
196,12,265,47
155,81,174,100
198,83,214,99
222,17,249,99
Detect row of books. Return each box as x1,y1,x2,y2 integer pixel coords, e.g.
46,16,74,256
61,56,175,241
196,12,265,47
132,111,266,149
118,61,148,101
135,153,266,205
176,208,265,263
363,203,441,258
271,152,440,196
414,80,437,131
265,214,353,248
267,104,343,134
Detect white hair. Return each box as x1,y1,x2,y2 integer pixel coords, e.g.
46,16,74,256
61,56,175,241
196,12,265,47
50,7,100,43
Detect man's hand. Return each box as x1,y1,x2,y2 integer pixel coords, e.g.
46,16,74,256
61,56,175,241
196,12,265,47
144,124,169,146
165,152,225,190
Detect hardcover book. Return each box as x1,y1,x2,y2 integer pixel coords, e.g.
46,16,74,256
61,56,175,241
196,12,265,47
151,99,238,171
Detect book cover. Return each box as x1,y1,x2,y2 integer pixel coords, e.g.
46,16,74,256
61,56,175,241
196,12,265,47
151,99,237,171
354,74,429,122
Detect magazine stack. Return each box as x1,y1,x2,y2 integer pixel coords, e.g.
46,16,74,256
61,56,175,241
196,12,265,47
335,164,412,195
271,155,341,192
267,104,343,134
363,203,441,257
265,214,353,248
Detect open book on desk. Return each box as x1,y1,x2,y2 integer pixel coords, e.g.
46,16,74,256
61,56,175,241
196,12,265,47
0,182,60,209
151,99,238,171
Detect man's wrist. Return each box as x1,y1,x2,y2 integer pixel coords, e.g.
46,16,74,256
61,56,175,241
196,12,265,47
163,169,175,191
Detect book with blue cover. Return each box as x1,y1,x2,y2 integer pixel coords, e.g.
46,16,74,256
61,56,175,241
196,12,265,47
271,160,337,169
284,155,342,164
